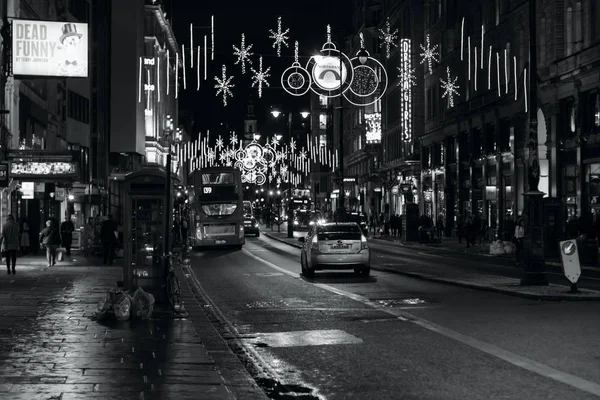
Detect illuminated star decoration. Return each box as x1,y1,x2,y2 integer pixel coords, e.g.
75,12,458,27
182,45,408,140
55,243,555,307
232,33,253,74
268,16,290,57
378,18,398,59
419,34,440,74
439,66,460,108
214,65,234,107
397,65,416,88
250,56,271,98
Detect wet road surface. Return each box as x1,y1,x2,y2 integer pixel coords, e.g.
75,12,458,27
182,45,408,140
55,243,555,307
188,235,600,399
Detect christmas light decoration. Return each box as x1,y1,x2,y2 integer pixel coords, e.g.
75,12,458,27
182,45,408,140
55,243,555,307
345,33,388,106
496,52,501,97
400,39,413,142
175,53,179,99
488,45,492,89
524,68,528,113
214,64,234,106
166,49,170,95
481,25,485,69
269,16,290,57
504,49,509,94
250,55,271,98
233,33,253,74
419,34,439,74
182,44,187,89
197,45,200,90
350,65,378,96
211,16,215,60
513,56,517,101
474,47,478,90
190,23,193,68
378,18,398,59
204,35,207,80
281,41,311,97
440,66,459,108
460,17,465,61
467,36,471,81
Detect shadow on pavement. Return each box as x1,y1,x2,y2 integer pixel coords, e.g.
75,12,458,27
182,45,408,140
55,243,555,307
301,271,378,284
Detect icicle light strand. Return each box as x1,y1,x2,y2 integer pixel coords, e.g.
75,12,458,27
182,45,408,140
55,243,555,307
524,68,528,113
166,49,170,95
504,49,509,94
467,37,471,81
204,35,207,80
496,52,501,97
513,57,517,101
182,44,187,89
460,17,465,61
488,46,492,89
474,47,478,91
197,45,200,90
481,25,485,69
211,16,215,60
138,57,142,102
190,23,193,68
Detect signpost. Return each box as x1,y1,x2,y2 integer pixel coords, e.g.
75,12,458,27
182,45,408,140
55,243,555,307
559,239,581,293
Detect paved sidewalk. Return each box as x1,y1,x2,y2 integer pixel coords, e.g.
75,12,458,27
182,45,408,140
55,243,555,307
0,258,265,399
260,227,600,301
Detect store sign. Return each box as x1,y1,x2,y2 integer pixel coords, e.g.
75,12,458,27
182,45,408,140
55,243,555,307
12,19,88,78
0,163,8,187
400,39,412,141
11,161,78,178
21,182,34,199
391,185,399,195
365,113,382,143
312,56,348,90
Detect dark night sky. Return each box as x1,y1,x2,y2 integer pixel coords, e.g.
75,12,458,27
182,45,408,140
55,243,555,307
171,1,353,140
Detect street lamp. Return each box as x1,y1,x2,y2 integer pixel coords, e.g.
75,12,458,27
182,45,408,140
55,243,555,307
270,108,309,238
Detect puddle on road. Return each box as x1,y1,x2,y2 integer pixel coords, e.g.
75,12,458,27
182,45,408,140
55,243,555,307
374,297,430,307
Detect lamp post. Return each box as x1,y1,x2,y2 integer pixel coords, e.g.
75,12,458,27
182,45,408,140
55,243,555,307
520,0,548,286
162,116,181,254
271,109,308,238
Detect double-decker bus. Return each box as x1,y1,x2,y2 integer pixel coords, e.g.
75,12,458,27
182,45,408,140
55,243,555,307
189,167,245,249
281,189,312,230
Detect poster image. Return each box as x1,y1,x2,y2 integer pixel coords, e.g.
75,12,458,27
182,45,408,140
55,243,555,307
12,19,88,78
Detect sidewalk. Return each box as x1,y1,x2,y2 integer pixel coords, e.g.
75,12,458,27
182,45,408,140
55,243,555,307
0,256,265,399
260,226,600,301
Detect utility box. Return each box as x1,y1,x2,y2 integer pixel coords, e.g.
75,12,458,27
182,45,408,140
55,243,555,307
122,168,171,298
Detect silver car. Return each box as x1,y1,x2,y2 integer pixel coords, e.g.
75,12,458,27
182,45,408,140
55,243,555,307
298,222,371,277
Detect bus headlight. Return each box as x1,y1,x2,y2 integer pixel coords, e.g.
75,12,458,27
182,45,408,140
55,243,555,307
293,220,299,225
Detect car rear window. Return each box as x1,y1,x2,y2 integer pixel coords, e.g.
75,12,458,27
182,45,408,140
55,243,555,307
317,225,362,240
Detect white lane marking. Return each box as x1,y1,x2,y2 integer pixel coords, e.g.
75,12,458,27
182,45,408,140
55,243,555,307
245,248,600,397
416,252,443,258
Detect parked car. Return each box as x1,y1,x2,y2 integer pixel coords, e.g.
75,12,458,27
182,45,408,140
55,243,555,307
298,222,370,277
243,215,260,237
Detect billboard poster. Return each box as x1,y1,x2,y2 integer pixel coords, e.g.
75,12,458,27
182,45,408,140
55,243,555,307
12,19,88,78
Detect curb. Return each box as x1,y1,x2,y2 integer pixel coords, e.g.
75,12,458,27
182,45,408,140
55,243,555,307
262,232,600,301
263,231,302,249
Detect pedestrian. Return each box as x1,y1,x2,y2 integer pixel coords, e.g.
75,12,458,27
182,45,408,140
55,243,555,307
514,217,525,266
39,219,62,268
456,214,464,244
20,219,30,255
82,217,95,256
60,217,75,256
181,217,188,244
100,214,118,265
436,214,444,241
1,215,20,275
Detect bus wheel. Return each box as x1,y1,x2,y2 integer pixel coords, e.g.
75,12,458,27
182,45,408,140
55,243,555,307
235,245,243,250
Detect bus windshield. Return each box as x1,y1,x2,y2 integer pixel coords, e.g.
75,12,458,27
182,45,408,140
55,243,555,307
201,172,235,184
201,203,238,216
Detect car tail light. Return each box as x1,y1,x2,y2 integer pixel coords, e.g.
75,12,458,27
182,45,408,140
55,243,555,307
239,226,244,238
311,235,319,250
360,235,368,250
196,224,202,240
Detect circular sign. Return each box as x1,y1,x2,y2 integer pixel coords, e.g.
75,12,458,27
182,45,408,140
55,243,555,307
391,185,399,195
562,241,576,256
312,55,348,90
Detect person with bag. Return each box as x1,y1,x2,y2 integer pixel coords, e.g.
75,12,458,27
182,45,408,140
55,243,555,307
60,217,75,256
1,215,20,275
39,219,62,267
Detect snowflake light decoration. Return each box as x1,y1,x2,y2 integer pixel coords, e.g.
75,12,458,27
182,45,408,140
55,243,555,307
215,136,224,150
230,133,238,146
378,19,398,59
440,66,460,108
250,56,271,98
214,65,234,107
232,33,253,74
419,34,440,74
397,65,416,88
269,16,290,57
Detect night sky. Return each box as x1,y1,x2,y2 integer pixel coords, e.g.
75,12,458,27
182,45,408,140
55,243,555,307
171,1,353,140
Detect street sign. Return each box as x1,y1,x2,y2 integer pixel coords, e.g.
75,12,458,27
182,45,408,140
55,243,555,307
559,239,581,284
0,163,8,187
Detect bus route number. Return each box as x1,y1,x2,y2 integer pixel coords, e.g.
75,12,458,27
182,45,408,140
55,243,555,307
203,187,212,194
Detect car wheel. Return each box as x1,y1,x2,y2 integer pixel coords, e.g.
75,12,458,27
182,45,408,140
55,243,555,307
256,231,260,237
304,267,315,278
361,267,370,277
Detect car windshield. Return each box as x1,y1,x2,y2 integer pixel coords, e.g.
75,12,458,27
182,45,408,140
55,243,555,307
317,224,362,240
201,204,237,216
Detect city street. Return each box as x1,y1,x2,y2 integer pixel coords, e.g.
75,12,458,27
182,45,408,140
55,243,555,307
187,233,600,399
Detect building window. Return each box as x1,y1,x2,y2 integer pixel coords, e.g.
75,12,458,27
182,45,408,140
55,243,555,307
574,2,582,52
566,6,573,56
68,90,90,124
539,17,546,64
319,114,327,129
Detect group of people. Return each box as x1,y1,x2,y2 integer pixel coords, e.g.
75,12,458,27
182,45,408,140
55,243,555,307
456,214,489,248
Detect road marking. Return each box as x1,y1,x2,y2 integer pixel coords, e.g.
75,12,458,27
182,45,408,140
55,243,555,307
242,329,363,348
244,248,600,397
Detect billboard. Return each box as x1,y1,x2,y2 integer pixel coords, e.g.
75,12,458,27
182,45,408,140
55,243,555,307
12,19,88,78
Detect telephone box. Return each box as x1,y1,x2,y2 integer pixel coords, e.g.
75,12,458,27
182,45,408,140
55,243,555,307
122,168,172,296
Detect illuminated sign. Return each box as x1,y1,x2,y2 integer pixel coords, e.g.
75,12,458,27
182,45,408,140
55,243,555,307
203,187,213,194
400,39,412,141
365,113,382,143
21,182,34,199
11,161,77,177
312,56,348,90
12,19,88,77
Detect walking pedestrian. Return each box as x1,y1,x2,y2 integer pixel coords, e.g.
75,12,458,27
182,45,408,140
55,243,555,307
39,219,62,268
100,214,118,265
60,217,75,256
514,217,525,266
20,219,30,255
1,215,20,275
